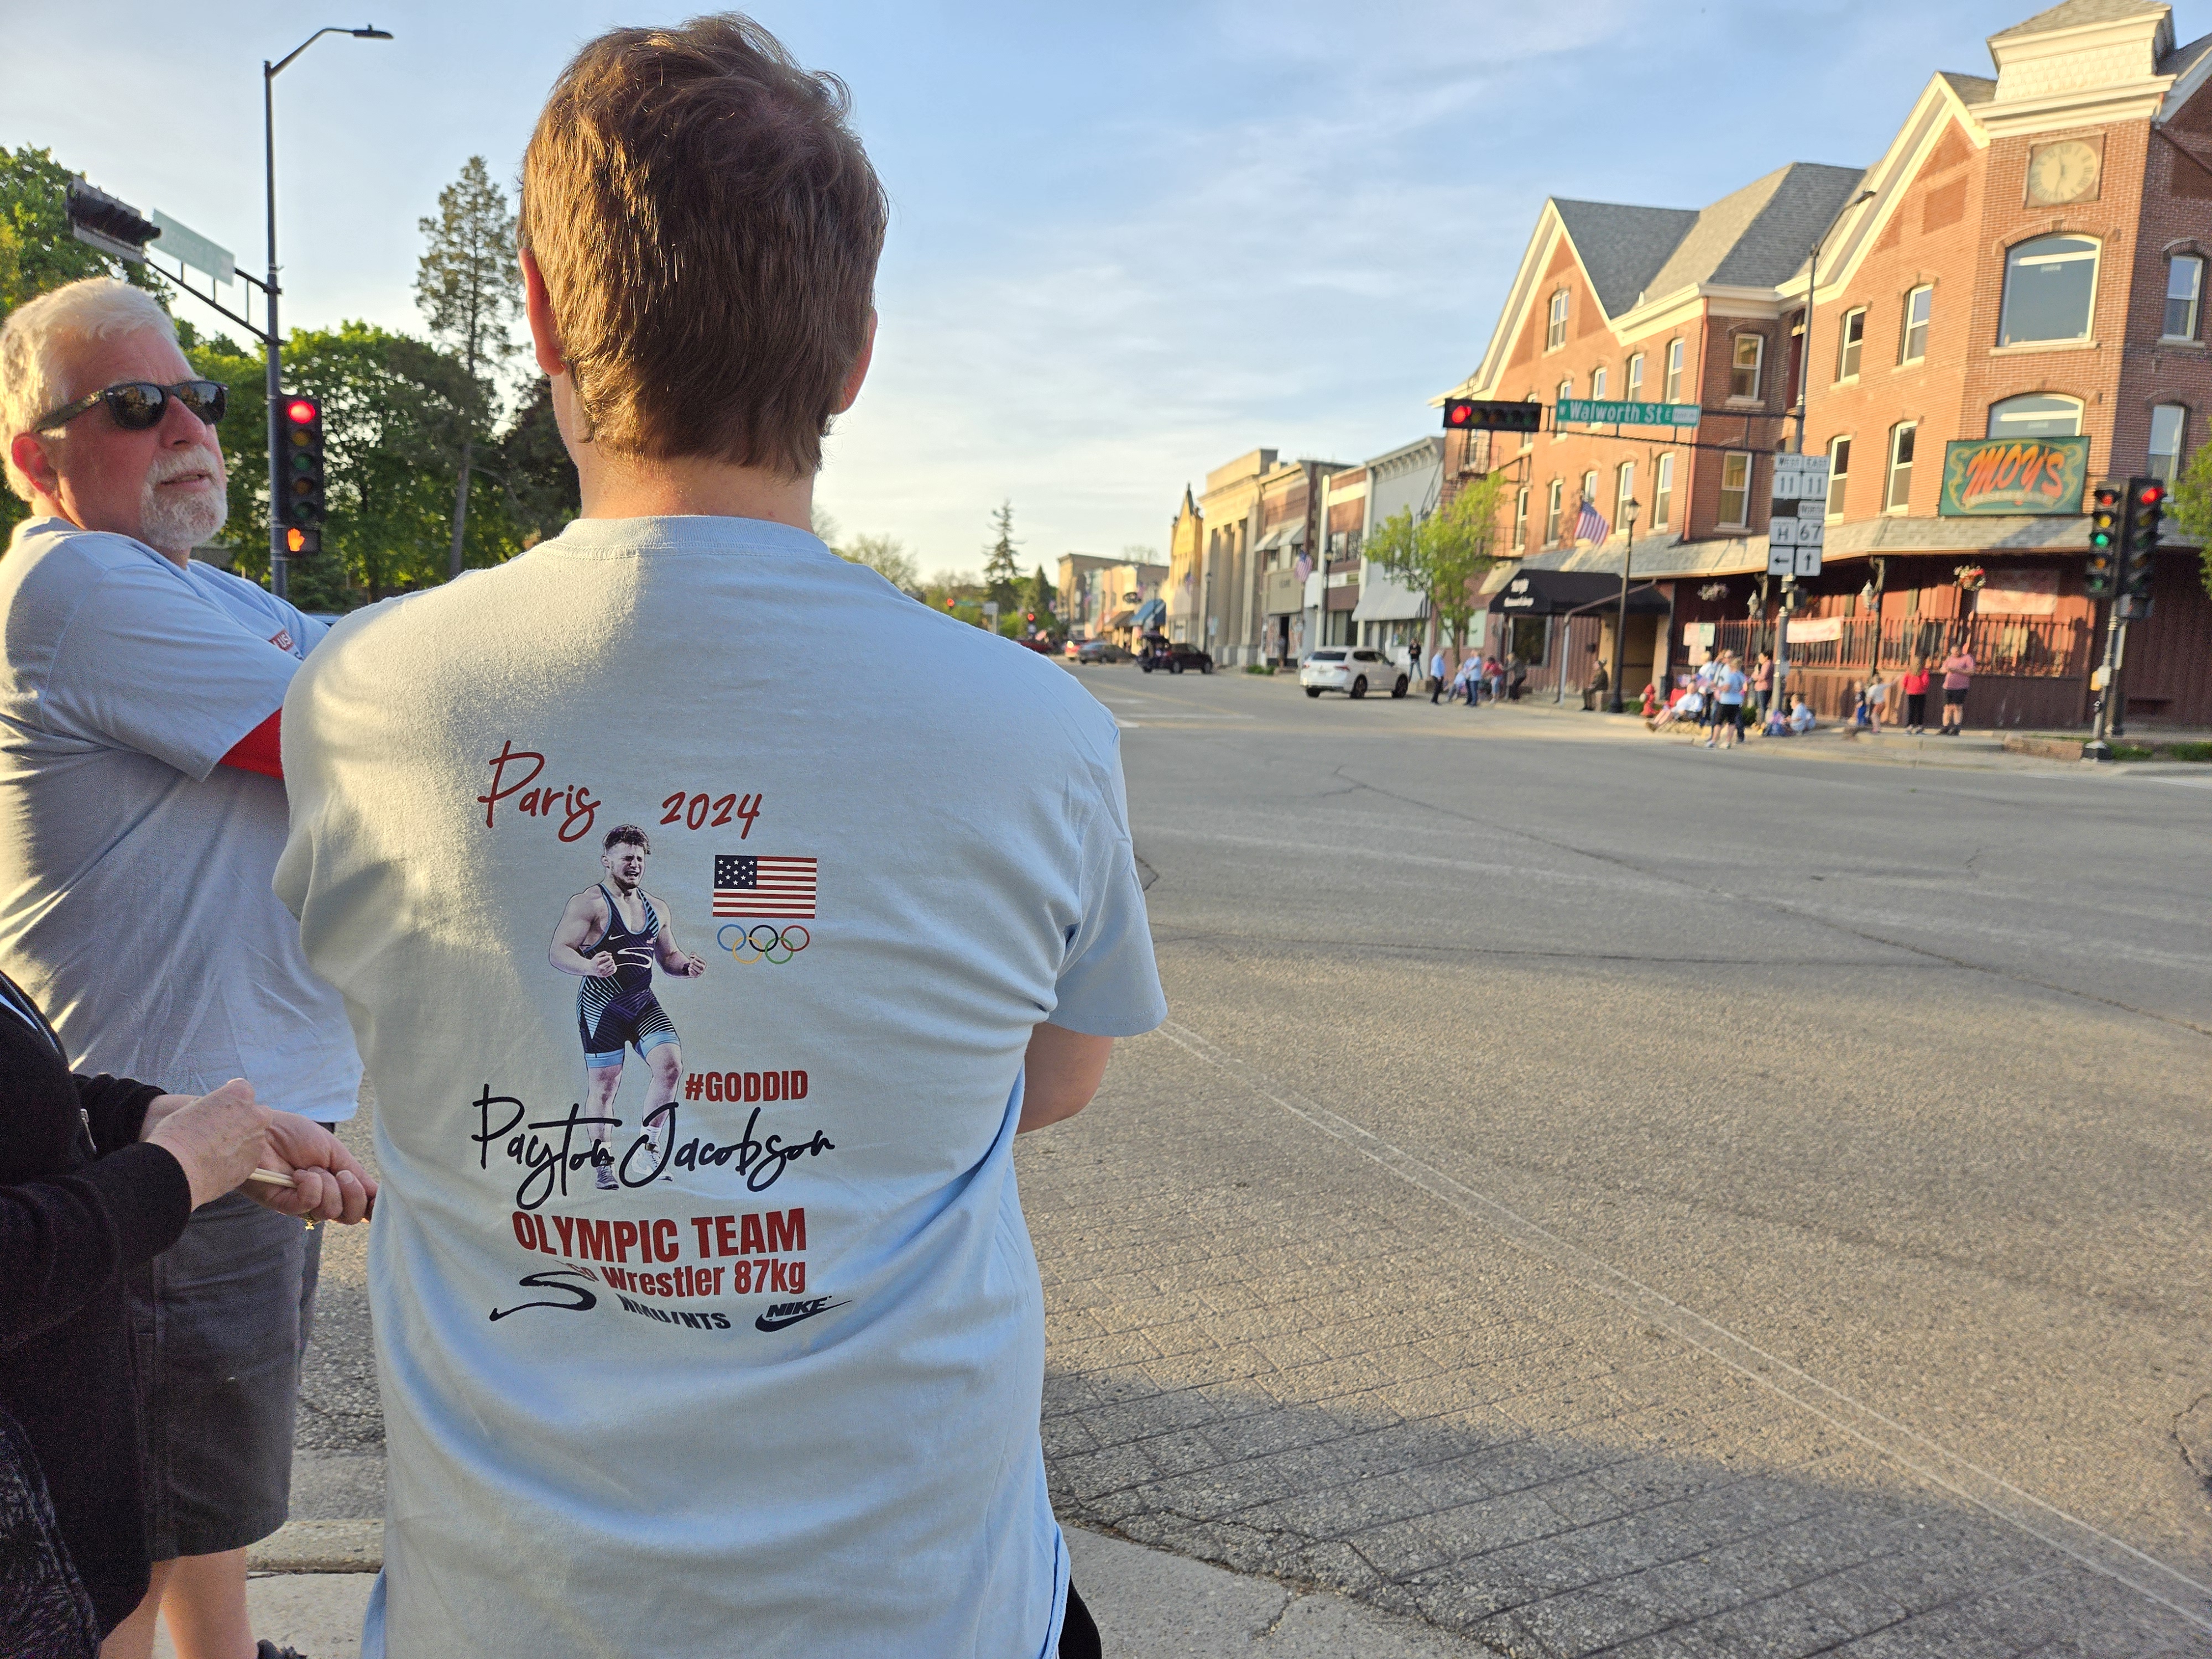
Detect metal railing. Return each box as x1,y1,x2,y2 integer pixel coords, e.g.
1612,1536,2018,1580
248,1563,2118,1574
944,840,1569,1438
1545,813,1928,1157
1709,615,2092,679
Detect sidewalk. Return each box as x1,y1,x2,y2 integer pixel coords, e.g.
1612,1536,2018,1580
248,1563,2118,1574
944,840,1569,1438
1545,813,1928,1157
166,1524,1484,1657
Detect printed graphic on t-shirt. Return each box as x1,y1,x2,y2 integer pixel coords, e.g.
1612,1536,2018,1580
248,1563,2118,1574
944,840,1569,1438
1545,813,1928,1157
471,739,838,1335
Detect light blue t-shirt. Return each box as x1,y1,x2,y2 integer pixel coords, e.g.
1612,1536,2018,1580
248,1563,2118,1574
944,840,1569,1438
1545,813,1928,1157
0,518,359,1117
274,516,1167,1657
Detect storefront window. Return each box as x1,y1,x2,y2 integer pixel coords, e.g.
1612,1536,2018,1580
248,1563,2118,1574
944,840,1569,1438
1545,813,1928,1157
1510,615,1547,666
1999,236,2099,346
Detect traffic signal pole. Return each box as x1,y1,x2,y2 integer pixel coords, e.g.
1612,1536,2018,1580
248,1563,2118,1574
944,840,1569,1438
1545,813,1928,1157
263,58,285,599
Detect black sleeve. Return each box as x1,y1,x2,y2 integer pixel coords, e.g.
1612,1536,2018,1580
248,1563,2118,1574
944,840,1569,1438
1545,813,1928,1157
75,1075,166,1157
0,1145,192,1355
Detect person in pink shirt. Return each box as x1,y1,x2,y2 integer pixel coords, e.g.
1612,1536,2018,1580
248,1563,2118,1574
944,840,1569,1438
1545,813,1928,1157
1939,648,1974,735
1900,656,1932,734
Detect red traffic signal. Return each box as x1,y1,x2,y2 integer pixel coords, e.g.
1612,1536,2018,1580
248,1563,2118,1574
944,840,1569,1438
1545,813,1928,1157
1442,398,1545,434
276,393,325,530
2133,481,2166,509
286,398,317,425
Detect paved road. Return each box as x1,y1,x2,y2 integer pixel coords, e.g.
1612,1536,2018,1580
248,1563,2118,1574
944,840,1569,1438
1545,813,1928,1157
294,666,2211,1656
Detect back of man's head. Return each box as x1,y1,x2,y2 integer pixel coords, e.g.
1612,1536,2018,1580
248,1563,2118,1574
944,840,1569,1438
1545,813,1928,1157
521,13,886,481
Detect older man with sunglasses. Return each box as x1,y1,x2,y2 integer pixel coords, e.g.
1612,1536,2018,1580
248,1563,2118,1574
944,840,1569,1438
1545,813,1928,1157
0,278,363,1659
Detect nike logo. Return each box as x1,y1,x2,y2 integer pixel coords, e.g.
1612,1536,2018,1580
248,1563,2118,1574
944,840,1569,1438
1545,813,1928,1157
754,1295,846,1332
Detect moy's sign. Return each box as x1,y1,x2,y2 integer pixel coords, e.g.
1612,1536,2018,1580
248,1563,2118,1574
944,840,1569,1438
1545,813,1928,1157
1938,436,2089,516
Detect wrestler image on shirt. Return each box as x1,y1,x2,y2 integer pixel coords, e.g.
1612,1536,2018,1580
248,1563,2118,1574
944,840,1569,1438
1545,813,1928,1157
549,824,706,1190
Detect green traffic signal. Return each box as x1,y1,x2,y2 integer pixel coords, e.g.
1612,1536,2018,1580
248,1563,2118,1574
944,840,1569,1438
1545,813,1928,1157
2085,482,2123,597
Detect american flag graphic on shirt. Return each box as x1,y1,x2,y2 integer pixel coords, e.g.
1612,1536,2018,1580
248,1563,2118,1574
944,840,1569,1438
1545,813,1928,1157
712,855,817,919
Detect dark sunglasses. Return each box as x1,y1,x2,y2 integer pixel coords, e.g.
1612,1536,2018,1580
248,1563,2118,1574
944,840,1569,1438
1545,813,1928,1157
33,379,228,434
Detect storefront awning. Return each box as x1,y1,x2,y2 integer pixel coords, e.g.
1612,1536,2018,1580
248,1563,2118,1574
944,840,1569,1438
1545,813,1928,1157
1489,570,1672,617
1353,571,1428,624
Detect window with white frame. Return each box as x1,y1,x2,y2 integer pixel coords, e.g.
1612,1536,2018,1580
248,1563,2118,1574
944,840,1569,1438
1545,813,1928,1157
1730,333,1762,399
1591,366,1606,401
1615,461,1635,534
2150,404,2188,483
1513,487,1529,547
1900,285,1932,363
1555,376,1573,433
1827,435,1851,517
2166,255,2204,340
1985,393,2082,439
1654,452,1674,529
1580,470,1599,531
1664,339,1684,401
1999,237,2098,346
1547,289,1569,350
1837,307,1865,380
1627,352,1645,399
1886,421,1916,510
1545,479,1563,545
1719,452,1751,526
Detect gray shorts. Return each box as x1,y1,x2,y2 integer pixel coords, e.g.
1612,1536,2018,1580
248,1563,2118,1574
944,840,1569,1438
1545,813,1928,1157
128,1192,322,1559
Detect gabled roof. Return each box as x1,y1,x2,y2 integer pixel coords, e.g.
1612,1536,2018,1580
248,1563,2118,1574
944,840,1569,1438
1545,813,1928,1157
1938,70,1996,103
1991,0,2165,40
2161,27,2212,79
1548,201,1698,315
1647,163,1870,296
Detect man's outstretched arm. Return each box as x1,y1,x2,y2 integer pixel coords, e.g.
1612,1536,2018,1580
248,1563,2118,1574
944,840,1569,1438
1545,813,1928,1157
1018,1023,1113,1133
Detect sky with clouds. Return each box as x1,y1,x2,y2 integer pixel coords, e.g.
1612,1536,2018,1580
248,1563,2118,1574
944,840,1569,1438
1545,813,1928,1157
2,0,2160,578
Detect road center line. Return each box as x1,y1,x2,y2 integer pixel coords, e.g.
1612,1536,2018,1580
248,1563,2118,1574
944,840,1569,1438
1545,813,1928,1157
1152,1017,2212,1637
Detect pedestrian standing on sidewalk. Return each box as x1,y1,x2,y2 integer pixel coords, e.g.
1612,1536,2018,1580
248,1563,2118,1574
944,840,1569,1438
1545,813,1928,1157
0,278,366,1659
1751,652,1774,725
1429,645,1445,703
1863,669,1889,734
1901,655,1931,734
1706,652,1747,749
274,18,1162,1657
1939,645,1974,735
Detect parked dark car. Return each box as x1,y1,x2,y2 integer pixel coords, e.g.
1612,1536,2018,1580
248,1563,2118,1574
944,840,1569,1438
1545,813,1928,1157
1139,635,1213,675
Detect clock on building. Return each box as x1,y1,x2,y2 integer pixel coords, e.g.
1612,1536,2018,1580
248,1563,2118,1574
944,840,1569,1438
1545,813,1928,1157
2027,139,2101,205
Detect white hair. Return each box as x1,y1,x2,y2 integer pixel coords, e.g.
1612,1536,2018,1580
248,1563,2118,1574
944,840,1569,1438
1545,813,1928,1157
1,279,178,504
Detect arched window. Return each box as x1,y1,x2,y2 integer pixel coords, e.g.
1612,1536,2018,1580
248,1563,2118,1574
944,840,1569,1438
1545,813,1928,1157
1985,394,2083,439
1545,479,1563,545
1999,236,2099,346
1592,366,1607,400
2150,404,2188,483
1547,290,1569,350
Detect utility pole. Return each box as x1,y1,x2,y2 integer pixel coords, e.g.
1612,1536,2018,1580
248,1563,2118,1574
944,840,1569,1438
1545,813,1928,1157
1609,499,1640,713
263,25,392,598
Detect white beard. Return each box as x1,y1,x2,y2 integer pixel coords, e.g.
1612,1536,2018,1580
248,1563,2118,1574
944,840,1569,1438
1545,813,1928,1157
138,446,228,556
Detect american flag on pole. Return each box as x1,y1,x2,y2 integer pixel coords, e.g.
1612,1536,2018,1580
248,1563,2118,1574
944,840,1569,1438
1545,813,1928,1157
1574,500,1610,545
712,854,817,919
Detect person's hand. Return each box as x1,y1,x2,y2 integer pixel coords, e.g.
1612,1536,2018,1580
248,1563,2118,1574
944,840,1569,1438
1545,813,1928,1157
143,1079,272,1210
680,951,707,978
587,951,618,977
253,1112,377,1224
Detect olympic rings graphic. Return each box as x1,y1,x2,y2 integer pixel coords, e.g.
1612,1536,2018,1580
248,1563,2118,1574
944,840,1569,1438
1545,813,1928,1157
717,922,812,965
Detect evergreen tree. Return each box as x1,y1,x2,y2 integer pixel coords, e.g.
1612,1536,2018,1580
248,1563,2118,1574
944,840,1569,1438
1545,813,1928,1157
416,156,521,580
983,499,1021,618
489,376,579,548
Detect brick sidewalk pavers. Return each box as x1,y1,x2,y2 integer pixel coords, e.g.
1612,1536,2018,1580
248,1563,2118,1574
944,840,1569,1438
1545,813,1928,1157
1018,1030,2205,1658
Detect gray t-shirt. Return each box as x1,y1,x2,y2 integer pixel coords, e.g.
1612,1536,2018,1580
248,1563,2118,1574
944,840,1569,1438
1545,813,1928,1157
0,518,359,1117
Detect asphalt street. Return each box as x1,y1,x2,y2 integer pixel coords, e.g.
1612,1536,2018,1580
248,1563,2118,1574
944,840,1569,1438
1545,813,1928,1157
292,666,2210,1656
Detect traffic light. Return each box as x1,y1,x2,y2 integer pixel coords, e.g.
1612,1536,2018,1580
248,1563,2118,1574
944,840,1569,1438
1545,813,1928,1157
2085,481,2122,597
1443,398,1544,434
65,176,158,264
285,526,320,556
2123,476,2164,603
278,396,325,530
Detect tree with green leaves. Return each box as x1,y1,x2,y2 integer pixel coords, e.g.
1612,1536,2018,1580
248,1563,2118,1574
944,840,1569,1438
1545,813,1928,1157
2168,441,2212,595
982,500,1021,615
489,376,579,549
841,533,919,593
416,156,521,580
1365,472,1511,658
1021,564,1057,630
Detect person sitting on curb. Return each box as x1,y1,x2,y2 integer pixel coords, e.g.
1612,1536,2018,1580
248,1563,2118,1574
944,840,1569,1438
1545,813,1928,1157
1789,696,1817,734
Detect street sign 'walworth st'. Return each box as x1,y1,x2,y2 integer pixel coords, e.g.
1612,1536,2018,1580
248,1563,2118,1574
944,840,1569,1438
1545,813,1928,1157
1553,399,1702,428
1938,436,2090,516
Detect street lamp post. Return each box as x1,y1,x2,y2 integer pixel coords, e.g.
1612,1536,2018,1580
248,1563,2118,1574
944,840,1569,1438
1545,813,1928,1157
263,25,390,599
1608,499,1640,713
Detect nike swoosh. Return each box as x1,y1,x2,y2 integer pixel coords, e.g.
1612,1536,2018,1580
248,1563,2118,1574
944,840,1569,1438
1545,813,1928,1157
754,1300,849,1332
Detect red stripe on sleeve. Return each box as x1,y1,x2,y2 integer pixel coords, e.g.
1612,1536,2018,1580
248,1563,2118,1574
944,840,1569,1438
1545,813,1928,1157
218,708,283,781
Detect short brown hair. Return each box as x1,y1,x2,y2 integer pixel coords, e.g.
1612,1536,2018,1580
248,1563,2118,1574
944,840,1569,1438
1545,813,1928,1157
520,14,886,477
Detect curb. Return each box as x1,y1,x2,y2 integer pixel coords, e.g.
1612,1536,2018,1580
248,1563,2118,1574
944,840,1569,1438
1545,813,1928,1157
249,1519,381,1574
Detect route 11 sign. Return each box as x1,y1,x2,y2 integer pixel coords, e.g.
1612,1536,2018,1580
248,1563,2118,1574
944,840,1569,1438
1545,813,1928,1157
1767,456,1830,577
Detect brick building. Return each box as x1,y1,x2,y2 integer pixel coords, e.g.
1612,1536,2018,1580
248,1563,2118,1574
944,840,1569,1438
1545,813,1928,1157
1443,0,2212,727
1190,450,1345,666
